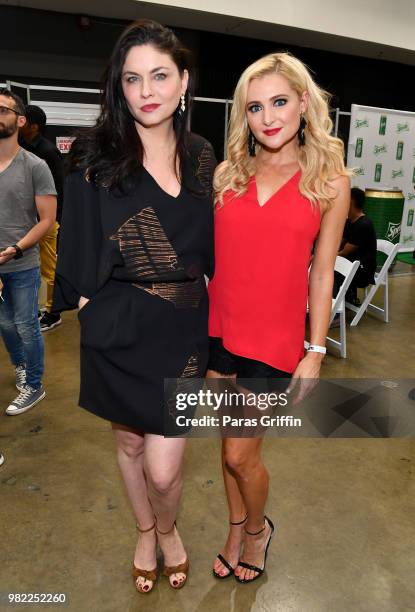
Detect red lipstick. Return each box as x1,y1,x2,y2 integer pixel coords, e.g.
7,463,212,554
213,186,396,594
141,104,161,112
263,128,282,136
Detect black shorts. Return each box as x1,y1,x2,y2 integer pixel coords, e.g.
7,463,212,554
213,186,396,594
207,337,291,393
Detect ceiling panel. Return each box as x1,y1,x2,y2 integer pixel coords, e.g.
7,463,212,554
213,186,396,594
1,0,414,65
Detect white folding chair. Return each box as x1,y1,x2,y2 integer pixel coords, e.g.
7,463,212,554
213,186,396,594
347,239,400,326
306,256,360,358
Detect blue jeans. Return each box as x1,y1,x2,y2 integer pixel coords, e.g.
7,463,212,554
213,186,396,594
0,267,44,389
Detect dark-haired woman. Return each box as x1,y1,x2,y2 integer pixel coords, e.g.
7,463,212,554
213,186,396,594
54,20,216,594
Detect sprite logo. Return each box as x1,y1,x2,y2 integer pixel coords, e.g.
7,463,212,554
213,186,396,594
355,118,369,128
386,221,401,242
391,169,404,179
396,122,409,133
408,192,415,201
373,144,387,155
354,166,365,176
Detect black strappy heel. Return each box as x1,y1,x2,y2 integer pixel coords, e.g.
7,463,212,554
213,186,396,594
213,514,248,579
234,516,275,584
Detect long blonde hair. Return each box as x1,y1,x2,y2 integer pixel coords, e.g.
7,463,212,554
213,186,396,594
215,52,351,211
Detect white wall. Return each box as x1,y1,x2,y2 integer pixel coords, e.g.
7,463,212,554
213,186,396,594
141,0,415,52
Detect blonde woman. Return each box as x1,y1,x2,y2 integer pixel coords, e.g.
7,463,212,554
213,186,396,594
207,52,350,583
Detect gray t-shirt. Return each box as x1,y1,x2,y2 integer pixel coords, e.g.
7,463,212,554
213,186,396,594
0,148,57,273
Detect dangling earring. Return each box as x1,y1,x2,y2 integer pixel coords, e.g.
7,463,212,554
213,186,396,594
298,113,307,146
248,129,256,157
177,93,186,120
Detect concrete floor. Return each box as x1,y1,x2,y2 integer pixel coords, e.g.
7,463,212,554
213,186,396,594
1,272,415,612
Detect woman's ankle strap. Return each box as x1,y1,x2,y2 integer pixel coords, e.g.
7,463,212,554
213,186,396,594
155,520,176,535
136,521,156,533
245,518,266,536
230,514,248,526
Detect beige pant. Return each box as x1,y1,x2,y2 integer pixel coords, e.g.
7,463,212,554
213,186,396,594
39,222,59,312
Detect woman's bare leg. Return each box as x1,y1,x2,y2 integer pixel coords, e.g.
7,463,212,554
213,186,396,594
223,436,273,582
144,434,188,587
112,423,156,592
207,369,247,577
211,439,247,577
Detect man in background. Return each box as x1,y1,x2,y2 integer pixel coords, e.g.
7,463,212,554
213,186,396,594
0,89,56,414
20,105,64,331
338,186,377,304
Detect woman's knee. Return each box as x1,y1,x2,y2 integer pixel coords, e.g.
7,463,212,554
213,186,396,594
113,427,144,461
224,443,261,476
145,465,182,496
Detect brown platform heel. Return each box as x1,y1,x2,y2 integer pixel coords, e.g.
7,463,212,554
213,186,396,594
132,522,158,594
156,521,189,589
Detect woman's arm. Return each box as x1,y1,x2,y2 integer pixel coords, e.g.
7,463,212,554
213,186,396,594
308,175,350,351
288,175,350,400
53,171,102,312
78,296,90,310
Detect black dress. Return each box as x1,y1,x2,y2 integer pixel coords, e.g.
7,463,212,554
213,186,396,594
54,134,216,435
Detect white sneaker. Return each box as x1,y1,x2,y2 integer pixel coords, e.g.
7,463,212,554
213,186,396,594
0,453,4,467
15,365,27,392
6,385,46,416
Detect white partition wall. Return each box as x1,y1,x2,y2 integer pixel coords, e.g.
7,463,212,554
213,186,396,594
347,104,415,252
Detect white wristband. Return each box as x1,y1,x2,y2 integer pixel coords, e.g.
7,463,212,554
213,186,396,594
307,344,326,355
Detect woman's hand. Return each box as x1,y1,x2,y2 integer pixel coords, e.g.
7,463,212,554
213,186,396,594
287,352,323,405
78,296,90,311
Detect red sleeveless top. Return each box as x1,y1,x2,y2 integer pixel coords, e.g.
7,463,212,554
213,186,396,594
208,171,321,373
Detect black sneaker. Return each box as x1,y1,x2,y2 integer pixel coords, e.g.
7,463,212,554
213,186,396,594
40,312,62,332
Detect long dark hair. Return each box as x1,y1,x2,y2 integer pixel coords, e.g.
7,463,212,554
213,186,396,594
70,19,193,191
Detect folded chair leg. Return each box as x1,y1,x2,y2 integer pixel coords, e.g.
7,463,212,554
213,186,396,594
350,283,379,326
384,280,389,323
340,307,347,358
